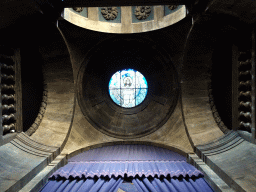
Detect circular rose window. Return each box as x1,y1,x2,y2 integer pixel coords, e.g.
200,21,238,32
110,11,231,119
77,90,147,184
109,69,148,108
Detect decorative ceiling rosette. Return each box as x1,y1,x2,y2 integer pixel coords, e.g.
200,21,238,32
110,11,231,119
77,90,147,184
168,5,179,10
135,6,151,20
101,7,118,20
73,7,84,13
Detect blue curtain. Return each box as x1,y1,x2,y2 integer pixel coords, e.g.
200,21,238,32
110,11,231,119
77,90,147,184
40,177,123,192
68,145,186,162
132,176,214,192
40,145,214,192
50,160,202,179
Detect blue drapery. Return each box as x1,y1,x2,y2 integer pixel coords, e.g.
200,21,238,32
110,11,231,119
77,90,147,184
50,160,203,179
68,145,187,161
40,145,214,192
41,177,123,192
132,177,213,192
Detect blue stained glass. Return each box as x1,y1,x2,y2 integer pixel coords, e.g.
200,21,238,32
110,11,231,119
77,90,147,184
109,72,121,89
135,88,147,106
109,69,148,108
121,69,136,89
135,71,147,89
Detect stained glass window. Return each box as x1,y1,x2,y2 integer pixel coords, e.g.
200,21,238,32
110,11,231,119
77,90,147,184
109,69,148,108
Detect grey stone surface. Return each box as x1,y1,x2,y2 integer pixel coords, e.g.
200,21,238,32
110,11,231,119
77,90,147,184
181,80,224,146
196,132,256,192
19,154,67,192
0,133,58,192
29,54,75,149
238,130,256,143
188,154,235,192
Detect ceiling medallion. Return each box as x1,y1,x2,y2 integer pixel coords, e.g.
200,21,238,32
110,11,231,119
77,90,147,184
168,5,179,10
101,7,118,20
135,6,151,20
72,7,84,13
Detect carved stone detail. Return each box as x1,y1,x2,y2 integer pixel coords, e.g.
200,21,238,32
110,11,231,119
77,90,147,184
1,84,14,90
135,6,151,20
41,102,47,109
1,63,14,70
211,106,217,113
2,104,15,112
239,101,251,109
239,111,251,119
209,100,215,108
215,116,222,124
101,7,118,20
239,70,251,76
239,80,251,88
1,53,16,135
239,91,251,99
168,5,179,10
3,124,15,133
2,114,15,123
26,83,48,136
239,121,251,129
239,59,251,67
73,7,84,13
208,82,230,134
1,74,14,81
2,94,14,103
